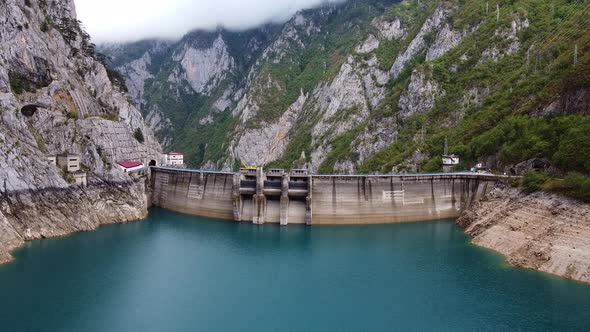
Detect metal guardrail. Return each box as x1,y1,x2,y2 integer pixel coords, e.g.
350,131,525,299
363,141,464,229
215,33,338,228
151,166,517,181
150,166,236,175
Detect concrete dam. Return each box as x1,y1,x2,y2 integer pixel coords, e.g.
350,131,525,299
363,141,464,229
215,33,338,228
150,167,499,225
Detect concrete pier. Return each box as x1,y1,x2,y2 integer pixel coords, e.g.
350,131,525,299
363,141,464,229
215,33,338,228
150,167,498,225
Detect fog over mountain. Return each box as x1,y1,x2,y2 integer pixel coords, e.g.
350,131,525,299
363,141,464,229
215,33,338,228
75,0,344,42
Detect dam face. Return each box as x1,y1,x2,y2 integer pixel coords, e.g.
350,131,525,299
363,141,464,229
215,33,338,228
150,167,496,225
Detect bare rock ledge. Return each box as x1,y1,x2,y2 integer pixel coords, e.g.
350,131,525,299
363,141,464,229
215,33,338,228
458,183,590,284
0,179,149,264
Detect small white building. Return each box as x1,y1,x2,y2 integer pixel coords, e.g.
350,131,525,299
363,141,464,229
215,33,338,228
73,171,87,187
57,154,80,173
47,155,57,166
165,152,184,166
442,154,460,173
442,154,460,166
116,160,145,173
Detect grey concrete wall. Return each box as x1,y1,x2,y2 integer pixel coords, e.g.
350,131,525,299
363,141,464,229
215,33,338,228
151,167,496,225
238,198,306,224
309,175,495,225
151,168,235,220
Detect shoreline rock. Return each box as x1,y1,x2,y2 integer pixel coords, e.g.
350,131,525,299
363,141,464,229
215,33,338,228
0,179,149,264
458,183,590,284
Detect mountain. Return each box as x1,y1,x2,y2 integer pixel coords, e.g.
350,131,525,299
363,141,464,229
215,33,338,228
0,0,162,262
103,0,590,180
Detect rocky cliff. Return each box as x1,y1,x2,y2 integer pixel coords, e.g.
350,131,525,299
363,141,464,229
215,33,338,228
105,0,589,179
0,0,162,262
458,183,590,284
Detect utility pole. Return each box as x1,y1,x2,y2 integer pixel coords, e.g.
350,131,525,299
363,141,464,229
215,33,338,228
486,2,489,14
496,4,500,22
419,125,426,146
527,45,531,67
444,137,449,156
574,44,578,66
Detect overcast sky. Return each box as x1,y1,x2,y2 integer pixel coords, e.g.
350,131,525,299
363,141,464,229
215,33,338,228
75,0,341,43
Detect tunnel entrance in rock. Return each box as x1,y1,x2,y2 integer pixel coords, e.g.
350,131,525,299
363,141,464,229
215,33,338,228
21,104,38,117
149,160,157,167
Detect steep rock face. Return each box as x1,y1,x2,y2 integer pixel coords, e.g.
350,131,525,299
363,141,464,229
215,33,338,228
171,35,235,94
0,0,162,262
233,91,307,165
356,34,380,54
352,117,398,163
308,58,372,171
106,0,590,181
118,52,154,105
537,87,590,116
227,1,445,173
372,16,406,41
398,68,444,118
480,15,529,63
390,6,447,78
458,184,590,284
102,27,280,161
0,0,162,179
426,23,466,61
261,13,320,63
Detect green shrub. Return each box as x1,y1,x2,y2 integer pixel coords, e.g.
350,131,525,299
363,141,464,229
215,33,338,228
66,111,79,120
562,174,590,203
64,173,75,184
421,157,442,173
9,72,26,94
134,128,145,143
553,125,590,174
9,71,51,94
40,17,51,32
522,171,549,193
544,173,590,203
100,113,119,122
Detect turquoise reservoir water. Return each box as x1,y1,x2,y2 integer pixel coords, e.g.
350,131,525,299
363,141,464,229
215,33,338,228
0,208,589,331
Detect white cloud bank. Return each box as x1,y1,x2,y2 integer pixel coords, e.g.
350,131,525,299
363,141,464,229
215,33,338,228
75,0,342,42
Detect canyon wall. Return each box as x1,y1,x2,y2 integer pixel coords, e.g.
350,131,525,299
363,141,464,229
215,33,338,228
0,0,162,262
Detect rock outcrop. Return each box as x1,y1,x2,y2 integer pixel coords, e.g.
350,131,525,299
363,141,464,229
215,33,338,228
0,180,149,263
390,6,447,79
171,35,235,94
398,67,444,118
104,0,588,182
0,0,162,262
458,183,590,283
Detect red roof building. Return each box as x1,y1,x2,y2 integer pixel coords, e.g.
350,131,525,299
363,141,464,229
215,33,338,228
116,160,145,173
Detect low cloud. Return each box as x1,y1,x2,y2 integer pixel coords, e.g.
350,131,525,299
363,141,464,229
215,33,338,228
75,0,343,43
